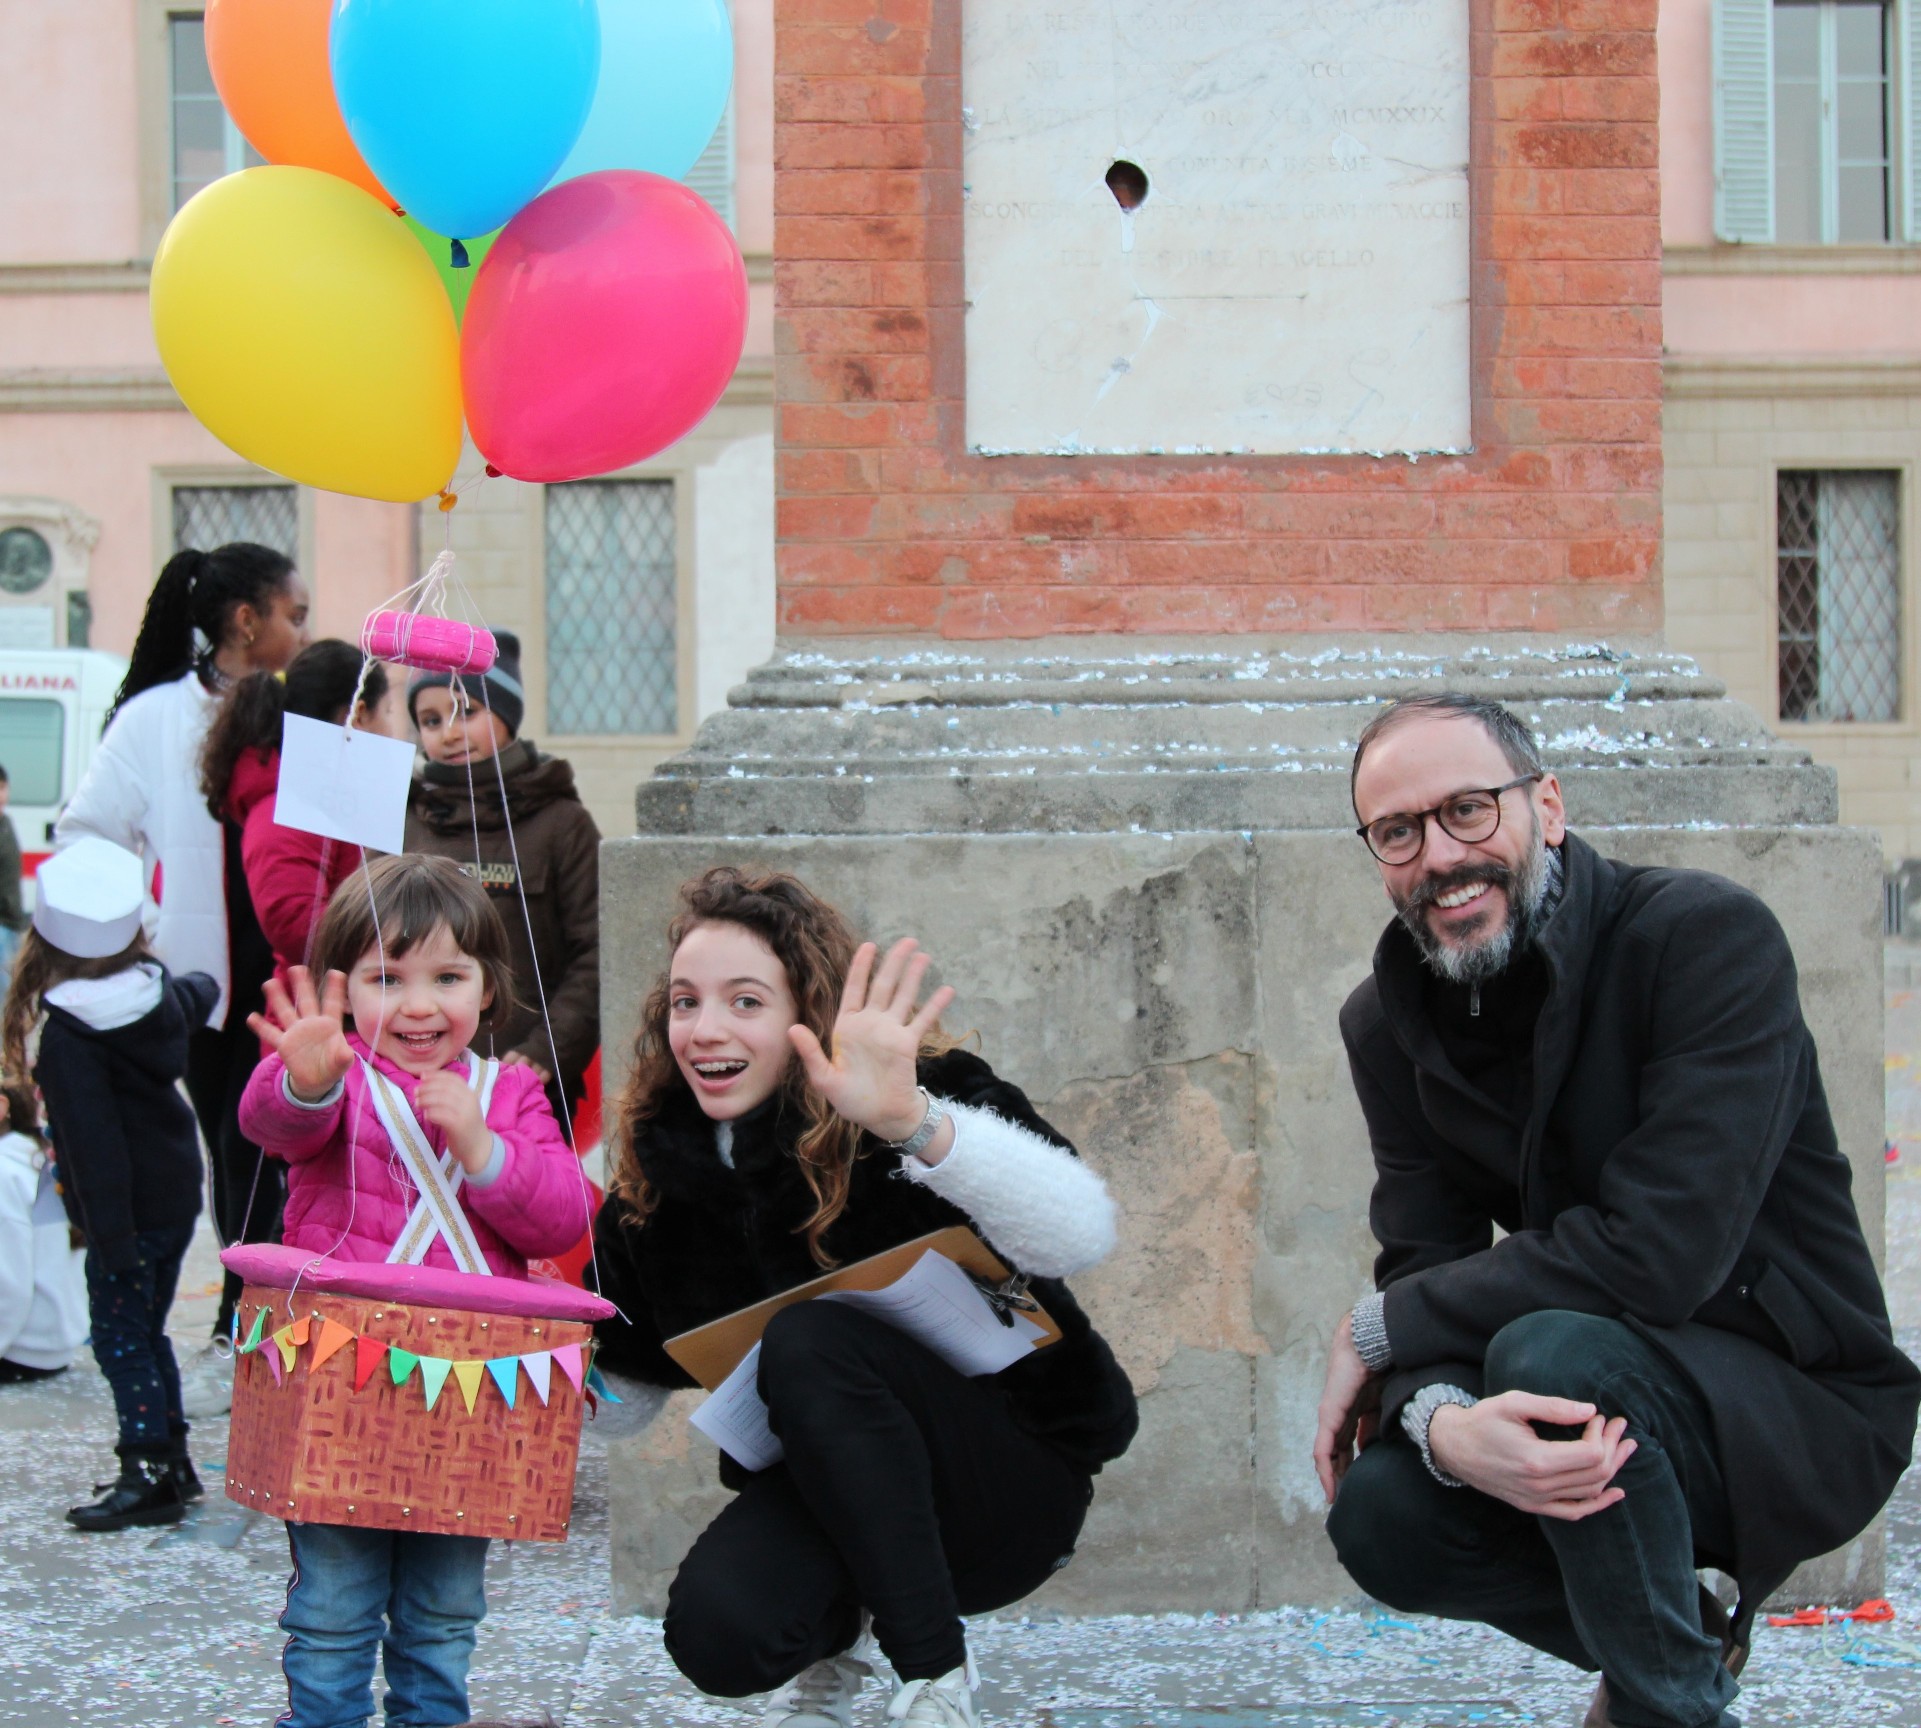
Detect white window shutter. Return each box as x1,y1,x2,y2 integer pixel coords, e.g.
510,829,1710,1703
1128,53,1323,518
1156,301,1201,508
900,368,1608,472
682,89,737,232
681,0,736,236
1902,0,1921,239
1713,0,1775,242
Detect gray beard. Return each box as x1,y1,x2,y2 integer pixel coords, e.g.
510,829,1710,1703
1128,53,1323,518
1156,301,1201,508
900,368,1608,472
1396,828,1551,987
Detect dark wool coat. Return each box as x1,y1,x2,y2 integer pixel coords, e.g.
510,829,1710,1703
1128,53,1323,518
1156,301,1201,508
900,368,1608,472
405,740,600,1114
35,968,218,1272
1341,832,1920,1601
590,1047,1140,1479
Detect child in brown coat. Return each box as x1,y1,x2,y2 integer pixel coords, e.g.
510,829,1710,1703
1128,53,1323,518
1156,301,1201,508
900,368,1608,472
402,632,600,1129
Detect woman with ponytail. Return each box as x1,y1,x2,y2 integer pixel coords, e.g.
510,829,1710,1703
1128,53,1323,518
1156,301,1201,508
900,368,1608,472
57,542,309,1352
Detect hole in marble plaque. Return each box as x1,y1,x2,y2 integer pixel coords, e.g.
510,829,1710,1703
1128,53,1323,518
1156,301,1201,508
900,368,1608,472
1105,159,1149,210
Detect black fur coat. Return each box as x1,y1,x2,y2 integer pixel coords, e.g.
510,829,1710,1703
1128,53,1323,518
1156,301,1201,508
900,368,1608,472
590,1047,1139,1475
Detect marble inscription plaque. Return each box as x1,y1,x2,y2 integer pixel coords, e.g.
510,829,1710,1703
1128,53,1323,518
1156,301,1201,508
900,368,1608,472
962,0,1471,455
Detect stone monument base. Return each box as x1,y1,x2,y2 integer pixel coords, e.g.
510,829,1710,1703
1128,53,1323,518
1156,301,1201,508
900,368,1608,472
599,636,1887,1612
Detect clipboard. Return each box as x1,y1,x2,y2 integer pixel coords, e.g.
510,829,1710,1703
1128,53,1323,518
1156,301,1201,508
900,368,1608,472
664,1225,1063,1391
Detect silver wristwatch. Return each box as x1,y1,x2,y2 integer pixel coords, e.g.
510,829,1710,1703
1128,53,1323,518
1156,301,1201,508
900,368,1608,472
889,1087,948,1159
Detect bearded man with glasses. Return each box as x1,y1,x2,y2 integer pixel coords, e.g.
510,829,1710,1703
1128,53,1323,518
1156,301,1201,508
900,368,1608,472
1313,692,1917,1728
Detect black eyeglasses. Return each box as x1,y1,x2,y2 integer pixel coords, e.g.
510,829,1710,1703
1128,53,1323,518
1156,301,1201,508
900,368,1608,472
1356,774,1543,865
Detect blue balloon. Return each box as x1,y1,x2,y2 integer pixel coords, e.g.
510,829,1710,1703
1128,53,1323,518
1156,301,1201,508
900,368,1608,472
331,0,601,240
552,0,732,186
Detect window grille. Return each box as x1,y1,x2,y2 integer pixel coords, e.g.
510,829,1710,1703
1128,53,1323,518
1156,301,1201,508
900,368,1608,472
1777,469,1903,722
544,481,678,736
172,485,299,559
170,12,263,211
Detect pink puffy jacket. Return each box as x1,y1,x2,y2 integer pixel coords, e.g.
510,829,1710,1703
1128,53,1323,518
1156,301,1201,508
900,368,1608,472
237,1037,591,1276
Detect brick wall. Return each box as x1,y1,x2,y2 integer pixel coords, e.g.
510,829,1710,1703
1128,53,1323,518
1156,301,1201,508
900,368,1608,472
773,0,1663,638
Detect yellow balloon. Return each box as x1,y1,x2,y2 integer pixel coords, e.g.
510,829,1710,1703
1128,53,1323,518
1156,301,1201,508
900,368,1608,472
152,165,461,503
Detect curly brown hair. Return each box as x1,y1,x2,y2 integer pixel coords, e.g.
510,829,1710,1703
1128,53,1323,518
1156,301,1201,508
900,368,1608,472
2,927,156,1091
609,865,953,1268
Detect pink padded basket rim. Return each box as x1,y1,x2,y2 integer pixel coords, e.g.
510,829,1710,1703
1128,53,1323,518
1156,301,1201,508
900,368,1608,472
220,1244,613,1321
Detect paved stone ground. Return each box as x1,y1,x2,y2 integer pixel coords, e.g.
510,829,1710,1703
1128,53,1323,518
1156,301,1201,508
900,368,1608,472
2,961,1918,1728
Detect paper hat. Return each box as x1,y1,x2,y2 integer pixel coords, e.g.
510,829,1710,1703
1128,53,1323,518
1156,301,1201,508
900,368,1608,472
34,837,145,959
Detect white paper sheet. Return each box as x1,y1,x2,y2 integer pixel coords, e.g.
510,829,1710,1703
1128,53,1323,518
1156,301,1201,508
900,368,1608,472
689,1343,786,1472
687,1252,1046,1471
273,712,416,855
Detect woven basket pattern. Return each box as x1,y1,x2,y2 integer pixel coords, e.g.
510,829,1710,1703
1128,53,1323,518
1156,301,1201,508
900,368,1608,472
224,1284,592,1541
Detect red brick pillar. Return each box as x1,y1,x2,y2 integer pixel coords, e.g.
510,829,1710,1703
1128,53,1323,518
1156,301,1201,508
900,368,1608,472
774,0,1661,639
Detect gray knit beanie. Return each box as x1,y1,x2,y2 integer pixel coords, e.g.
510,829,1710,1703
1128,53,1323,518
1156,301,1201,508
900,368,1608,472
406,628,524,737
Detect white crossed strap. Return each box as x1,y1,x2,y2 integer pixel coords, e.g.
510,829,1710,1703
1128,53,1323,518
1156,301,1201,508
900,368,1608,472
367,1055,500,1277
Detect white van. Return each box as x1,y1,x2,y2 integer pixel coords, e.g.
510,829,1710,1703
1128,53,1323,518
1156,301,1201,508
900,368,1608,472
0,650,129,887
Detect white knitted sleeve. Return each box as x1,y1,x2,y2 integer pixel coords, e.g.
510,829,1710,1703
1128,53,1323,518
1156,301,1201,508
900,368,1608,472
896,1100,1118,1277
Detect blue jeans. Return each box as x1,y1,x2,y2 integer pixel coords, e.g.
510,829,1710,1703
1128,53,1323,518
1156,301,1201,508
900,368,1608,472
281,1521,490,1728
83,1220,194,1459
1329,1311,1741,1728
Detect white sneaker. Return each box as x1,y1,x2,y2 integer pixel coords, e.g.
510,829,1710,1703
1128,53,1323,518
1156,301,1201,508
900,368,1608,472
176,1344,233,1419
885,1666,979,1727
761,1652,874,1728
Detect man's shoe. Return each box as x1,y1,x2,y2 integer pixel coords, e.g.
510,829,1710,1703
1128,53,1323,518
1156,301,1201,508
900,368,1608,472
1581,1583,1747,1727
886,1667,979,1727
761,1653,874,1728
67,1458,185,1532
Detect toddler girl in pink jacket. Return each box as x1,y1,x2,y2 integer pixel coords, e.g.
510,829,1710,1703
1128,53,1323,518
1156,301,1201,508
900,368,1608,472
237,852,585,1728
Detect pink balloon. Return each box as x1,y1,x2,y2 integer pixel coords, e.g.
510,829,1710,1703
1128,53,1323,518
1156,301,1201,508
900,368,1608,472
461,170,748,482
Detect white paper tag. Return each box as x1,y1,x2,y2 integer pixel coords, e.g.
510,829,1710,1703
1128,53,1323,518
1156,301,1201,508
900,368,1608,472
274,712,415,855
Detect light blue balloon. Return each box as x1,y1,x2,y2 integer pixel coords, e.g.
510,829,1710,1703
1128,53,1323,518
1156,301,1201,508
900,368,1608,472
552,0,733,186
331,0,601,241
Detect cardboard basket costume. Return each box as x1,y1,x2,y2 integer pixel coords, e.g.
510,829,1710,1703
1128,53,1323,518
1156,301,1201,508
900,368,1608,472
222,1244,613,1541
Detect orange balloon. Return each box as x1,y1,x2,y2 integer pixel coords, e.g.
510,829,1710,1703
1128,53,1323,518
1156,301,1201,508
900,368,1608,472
205,0,395,207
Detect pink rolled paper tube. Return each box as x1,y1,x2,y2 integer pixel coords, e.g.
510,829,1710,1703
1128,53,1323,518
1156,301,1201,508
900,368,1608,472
361,611,498,676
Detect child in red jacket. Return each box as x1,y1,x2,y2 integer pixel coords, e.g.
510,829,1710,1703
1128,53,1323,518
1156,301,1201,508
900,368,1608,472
200,640,400,998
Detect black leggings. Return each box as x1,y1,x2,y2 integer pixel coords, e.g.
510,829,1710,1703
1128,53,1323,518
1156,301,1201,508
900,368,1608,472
185,1019,282,1337
665,1301,1093,1693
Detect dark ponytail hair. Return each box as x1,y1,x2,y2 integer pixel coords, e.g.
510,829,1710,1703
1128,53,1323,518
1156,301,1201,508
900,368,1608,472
112,541,296,721
199,639,386,821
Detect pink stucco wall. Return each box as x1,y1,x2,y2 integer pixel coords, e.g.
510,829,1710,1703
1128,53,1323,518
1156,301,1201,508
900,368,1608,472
0,0,773,654
1658,0,1921,358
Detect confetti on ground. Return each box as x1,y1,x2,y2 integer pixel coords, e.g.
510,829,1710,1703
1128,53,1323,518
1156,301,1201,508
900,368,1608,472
0,958,1917,1727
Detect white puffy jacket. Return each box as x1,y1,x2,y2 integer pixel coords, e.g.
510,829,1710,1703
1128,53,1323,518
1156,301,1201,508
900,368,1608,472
54,672,231,1025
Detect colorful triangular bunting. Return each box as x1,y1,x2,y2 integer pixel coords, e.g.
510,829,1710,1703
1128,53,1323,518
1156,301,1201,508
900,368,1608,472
419,1355,453,1410
267,1342,284,1386
585,1363,622,1403
353,1336,389,1391
452,1360,485,1413
389,1347,420,1386
522,1350,553,1406
487,1356,520,1409
273,1326,298,1372
288,1314,312,1348
240,1309,266,1354
552,1341,584,1392
313,1318,355,1370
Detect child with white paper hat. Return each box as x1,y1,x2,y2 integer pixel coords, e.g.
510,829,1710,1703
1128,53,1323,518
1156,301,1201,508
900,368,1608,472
1,836,220,1529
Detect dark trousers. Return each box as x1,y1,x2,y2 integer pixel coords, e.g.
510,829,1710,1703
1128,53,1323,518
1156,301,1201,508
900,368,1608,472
1328,1310,1741,1728
186,1019,282,1337
665,1301,1094,1695
84,1220,196,1461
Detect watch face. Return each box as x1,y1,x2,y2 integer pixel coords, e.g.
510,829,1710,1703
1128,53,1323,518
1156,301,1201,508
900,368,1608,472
0,528,51,595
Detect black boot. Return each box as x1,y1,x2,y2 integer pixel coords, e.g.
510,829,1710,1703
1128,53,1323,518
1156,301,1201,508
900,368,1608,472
165,1421,202,1502
170,1454,204,1502
67,1455,185,1532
